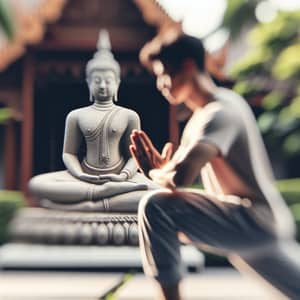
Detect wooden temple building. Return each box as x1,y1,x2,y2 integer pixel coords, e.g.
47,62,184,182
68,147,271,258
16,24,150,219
0,0,229,202
0,0,183,198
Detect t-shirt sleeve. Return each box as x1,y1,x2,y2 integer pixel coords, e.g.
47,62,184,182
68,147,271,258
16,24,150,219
198,109,240,157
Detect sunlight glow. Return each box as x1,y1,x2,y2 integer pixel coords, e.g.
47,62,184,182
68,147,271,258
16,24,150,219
270,0,300,11
255,1,278,23
157,0,227,38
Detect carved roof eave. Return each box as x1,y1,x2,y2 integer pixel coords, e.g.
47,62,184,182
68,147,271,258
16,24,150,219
135,0,229,83
0,0,67,71
133,0,183,71
133,0,181,34
0,0,182,72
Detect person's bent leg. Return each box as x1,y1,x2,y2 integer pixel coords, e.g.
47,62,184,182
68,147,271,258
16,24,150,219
138,188,298,300
138,189,186,300
138,189,242,300
231,239,300,300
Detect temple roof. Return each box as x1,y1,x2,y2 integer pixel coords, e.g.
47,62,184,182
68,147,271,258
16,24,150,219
0,0,179,71
0,0,67,70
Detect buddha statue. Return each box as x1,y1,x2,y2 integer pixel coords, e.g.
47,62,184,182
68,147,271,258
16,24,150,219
29,30,158,213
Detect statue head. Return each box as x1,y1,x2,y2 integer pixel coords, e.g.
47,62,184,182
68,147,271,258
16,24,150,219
86,30,121,102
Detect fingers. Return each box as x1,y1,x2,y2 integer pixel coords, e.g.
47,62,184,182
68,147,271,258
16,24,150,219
129,144,152,177
86,174,100,181
161,142,173,161
132,130,159,155
130,143,144,163
139,131,155,151
129,145,140,167
130,130,155,164
131,132,149,156
130,130,147,155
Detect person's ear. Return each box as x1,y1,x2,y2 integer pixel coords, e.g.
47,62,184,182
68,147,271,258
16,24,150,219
182,59,197,77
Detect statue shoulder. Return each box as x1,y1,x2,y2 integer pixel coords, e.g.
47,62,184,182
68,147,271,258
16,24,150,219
115,106,140,122
66,107,88,122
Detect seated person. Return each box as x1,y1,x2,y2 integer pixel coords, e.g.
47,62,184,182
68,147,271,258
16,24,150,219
131,34,300,300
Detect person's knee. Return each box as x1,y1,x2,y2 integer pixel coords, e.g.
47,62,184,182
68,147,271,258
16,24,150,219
138,189,173,219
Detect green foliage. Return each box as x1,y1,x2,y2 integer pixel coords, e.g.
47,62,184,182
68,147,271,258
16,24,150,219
277,178,300,205
290,203,300,239
273,44,300,79
0,0,14,40
0,108,12,124
231,48,272,77
223,0,257,38
257,111,277,134
276,178,300,241
283,130,300,156
0,190,25,244
231,10,300,159
102,272,134,300
250,11,300,49
261,91,284,111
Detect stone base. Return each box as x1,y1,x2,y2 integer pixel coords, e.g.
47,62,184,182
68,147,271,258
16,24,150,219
0,243,205,271
5,208,205,271
10,208,139,246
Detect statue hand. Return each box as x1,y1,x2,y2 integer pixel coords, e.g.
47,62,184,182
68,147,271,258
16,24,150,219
99,173,127,182
130,130,173,177
78,173,107,184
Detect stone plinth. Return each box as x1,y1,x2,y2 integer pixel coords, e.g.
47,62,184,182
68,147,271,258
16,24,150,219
10,208,139,246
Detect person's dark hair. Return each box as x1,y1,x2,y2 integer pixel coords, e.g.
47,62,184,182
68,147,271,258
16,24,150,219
151,34,206,74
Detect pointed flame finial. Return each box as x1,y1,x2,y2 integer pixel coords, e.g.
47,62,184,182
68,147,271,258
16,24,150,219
86,29,120,79
97,29,111,51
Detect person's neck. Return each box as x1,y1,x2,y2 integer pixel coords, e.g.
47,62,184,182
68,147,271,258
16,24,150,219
185,73,217,112
92,99,115,110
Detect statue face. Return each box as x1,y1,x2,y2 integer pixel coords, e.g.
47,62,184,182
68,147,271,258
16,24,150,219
88,69,119,102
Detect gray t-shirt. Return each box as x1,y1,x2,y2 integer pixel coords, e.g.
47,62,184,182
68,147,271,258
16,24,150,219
181,87,294,237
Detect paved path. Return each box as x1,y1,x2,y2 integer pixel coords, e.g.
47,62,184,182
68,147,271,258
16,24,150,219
118,269,275,300
0,269,276,299
0,272,123,300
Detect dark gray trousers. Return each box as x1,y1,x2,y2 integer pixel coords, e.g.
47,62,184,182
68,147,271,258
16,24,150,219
138,188,300,300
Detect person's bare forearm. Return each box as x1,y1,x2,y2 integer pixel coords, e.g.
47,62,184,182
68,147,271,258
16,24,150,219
152,142,218,188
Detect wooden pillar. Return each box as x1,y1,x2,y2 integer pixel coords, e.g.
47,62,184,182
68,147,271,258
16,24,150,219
4,121,17,189
20,53,35,199
169,105,179,147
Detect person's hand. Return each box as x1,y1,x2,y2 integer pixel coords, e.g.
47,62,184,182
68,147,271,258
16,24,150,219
78,173,106,184
149,168,176,190
99,173,127,182
130,130,173,177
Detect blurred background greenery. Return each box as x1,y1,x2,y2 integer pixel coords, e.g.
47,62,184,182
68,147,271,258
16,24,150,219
0,190,24,244
0,0,14,129
232,10,300,167
0,0,22,245
0,0,14,40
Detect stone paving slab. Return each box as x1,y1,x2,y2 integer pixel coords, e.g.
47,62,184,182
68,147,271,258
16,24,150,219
0,244,204,271
0,272,123,300
117,269,274,300
0,269,279,300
